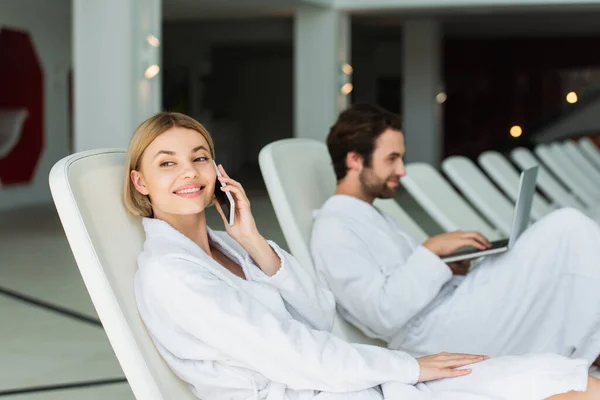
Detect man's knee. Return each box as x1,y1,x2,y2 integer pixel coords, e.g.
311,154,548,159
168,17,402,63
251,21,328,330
541,207,592,231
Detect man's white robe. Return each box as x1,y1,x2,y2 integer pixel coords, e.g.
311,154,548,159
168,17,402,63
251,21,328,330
136,217,589,400
311,195,600,363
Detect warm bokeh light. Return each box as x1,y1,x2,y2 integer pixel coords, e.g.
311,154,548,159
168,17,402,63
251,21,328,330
341,83,353,95
342,63,353,75
510,125,523,138
147,34,160,47
566,92,578,104
436,92,447,104
144,64,160,79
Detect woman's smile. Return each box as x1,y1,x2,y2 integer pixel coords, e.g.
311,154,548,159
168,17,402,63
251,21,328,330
173,183,206,198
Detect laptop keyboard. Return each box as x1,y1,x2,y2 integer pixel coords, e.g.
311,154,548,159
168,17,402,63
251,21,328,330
447,238,509,258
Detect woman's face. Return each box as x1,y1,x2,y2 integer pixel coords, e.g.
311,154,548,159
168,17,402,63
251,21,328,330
131,126,216,220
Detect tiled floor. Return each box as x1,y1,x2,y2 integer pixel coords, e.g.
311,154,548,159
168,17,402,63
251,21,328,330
0,203,133,398
0,166,440,399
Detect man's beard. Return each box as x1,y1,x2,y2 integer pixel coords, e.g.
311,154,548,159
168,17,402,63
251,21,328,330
359,168,398,199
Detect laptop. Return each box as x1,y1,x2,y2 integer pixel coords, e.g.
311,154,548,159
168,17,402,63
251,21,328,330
441,166,538,263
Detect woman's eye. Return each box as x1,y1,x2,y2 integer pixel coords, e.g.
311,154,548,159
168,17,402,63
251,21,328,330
159,161,175,167
194,156,209,162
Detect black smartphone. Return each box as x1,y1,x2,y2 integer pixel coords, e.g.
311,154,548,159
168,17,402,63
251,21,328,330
213,161,235,225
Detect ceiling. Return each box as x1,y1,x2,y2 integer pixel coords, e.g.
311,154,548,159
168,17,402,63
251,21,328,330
163,0,600,38
163,0,298,20
353,8,600,37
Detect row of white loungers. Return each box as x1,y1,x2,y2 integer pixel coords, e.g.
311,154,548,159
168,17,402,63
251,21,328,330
400,137,600,238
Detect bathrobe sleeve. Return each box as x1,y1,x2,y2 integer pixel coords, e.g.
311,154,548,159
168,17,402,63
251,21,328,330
243,240,336,332
311,218,452,340
146,255,421,393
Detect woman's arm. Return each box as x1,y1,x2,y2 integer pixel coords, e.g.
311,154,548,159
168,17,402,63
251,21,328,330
243,239,336,332
237,233,281,276
148,255,421,393
213,165,280,276
213,165,336,330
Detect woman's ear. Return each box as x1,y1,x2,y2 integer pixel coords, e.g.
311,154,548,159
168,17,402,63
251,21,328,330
345,151,364,173
131,170,149,195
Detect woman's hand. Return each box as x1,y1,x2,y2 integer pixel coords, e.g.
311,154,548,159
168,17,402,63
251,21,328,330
423,231,491,257
213,165,281,276
213,164,258,241
417,352,489,382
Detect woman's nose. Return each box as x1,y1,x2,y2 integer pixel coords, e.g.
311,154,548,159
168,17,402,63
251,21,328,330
181,163,199,179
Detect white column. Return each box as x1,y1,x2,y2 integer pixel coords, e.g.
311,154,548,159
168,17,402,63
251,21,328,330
73,0,161,152
294,4,350,141
402,19,442,167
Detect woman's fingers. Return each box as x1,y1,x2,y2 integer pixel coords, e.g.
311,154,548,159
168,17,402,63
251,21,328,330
217,164,230,179
217,165,240,188
421,353,488,365
449,353,488,359
447,368,472,378
436,353,487,361
445,356,487,366
220,185,250,206
217,165,247,195
218,175,245,192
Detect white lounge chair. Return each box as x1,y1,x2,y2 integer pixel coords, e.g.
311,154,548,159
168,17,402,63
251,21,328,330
401,163,501,241
442,156,520,236
49,149,198,400
535,143,600,205
560,140,600,183
258,138,394,346
478,151,556,221
579,137,600,170
510,147,587,209
373,197,428,242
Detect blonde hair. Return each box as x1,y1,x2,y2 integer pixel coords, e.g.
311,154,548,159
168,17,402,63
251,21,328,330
123,112,215,217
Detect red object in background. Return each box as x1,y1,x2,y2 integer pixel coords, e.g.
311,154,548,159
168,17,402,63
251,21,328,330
0,28,44,185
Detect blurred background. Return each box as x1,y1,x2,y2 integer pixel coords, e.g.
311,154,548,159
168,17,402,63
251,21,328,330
1,0,600,398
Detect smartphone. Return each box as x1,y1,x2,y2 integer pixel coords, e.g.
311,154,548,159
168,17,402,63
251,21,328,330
213,160,235,225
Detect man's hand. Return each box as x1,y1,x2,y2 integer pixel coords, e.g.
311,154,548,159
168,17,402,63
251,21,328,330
423,230,491,256
417,352,489,382
447,260,470,275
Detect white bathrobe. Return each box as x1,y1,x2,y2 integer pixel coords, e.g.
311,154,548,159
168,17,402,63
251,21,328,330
311,195,600,364
136,217,588,400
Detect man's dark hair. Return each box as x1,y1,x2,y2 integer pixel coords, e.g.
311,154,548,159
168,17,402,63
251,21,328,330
327,103,402,181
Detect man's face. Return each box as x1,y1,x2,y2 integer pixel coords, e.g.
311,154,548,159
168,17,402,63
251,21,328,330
359,128,406,199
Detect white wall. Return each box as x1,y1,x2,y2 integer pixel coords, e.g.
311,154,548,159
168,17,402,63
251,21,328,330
294,5,350,142
74,0,161,152
0,0,71,211
403,20,442,166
